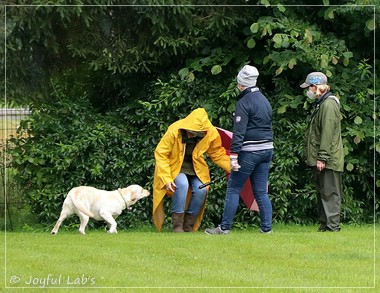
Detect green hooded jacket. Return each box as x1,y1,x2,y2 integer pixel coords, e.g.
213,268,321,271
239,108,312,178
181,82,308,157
305,94,344,172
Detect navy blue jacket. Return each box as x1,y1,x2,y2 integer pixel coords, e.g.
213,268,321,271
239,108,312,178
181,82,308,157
230,87,273,154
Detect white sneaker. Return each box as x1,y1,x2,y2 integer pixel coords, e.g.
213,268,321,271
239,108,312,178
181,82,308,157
260,229,272,234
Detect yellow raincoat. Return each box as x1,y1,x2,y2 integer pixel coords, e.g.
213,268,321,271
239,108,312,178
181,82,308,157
153,108,230,232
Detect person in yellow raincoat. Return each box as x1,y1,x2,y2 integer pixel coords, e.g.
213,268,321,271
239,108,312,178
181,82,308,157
153,108,230,232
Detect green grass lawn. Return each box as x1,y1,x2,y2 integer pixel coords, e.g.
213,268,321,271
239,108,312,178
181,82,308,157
1,224,378,292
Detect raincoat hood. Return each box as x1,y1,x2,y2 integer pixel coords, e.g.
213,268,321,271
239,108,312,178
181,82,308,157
179,108,213,132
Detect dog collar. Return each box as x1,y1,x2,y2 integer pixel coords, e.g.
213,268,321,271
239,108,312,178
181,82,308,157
118,188,144,209
117,189,130,208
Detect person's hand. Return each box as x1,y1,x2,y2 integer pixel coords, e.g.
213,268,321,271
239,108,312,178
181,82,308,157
230,154,241,171
165,182,177,193
317,160,326,172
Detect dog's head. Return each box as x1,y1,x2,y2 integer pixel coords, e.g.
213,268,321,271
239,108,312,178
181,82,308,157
118,185,150,209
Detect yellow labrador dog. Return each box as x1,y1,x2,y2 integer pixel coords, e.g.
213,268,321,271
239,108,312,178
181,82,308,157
51,184,150,235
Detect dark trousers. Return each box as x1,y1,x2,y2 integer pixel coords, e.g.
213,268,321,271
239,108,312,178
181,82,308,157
314,168,342,231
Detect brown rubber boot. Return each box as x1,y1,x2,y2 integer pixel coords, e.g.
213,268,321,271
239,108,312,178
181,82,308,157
171,213,184,233
183,213,197,232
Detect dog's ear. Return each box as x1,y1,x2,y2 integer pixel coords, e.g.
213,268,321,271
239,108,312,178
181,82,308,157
129,190,138,201
119,188,132,200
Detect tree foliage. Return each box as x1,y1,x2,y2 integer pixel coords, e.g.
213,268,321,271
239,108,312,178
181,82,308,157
5,1,379,228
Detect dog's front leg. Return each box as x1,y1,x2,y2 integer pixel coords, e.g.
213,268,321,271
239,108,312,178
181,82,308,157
99,210,118,233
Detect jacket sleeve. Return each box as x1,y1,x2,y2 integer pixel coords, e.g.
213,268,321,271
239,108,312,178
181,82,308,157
154,130,176,188
206,130,231,173
230,100,249,154
318,99,340,163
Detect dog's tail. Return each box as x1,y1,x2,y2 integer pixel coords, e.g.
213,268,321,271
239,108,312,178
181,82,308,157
69,190,95,218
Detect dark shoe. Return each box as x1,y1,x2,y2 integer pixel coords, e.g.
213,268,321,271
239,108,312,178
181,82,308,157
183,213,197,232
205,226,230,235
171,213,184,233
317,224,327,232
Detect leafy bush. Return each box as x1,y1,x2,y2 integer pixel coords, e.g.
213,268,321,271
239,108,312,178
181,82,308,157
6,3,379,229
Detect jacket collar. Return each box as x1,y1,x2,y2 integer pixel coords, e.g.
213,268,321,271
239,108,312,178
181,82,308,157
313,92,332,106
238,86,260,99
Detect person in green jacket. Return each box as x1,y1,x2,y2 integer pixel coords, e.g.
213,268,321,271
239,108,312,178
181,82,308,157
300,72,344,232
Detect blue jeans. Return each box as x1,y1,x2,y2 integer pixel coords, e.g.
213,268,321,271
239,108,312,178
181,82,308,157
171,173,207,216
221,149,273,231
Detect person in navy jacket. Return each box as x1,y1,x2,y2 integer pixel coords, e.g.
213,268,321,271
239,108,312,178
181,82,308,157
205,64,274,235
